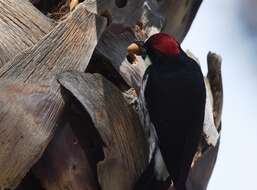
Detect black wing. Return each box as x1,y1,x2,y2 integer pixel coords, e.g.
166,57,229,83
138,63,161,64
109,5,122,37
144,58,206,188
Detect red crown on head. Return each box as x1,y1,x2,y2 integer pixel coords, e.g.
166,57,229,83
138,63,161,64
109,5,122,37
145,33,180,55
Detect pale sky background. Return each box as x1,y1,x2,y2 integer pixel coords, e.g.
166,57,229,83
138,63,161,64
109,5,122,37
182,0,257,189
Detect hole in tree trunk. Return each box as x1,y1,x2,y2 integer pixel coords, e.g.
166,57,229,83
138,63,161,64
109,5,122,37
115,0,127,8
31,0,67,15
30,0,84,20
68,97,106,166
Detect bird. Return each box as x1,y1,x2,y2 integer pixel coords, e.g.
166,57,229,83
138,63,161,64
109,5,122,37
128,33,206,190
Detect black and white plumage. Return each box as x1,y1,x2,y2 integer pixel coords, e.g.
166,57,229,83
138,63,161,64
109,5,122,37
130,33,206,190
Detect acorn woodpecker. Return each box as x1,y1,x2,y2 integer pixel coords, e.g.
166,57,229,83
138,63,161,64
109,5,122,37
128,33,206,190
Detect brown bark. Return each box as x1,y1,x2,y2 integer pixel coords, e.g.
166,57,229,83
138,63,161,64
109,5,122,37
0,0,54,66
0,2,106,189
57,71,149,190
33,121,100,190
